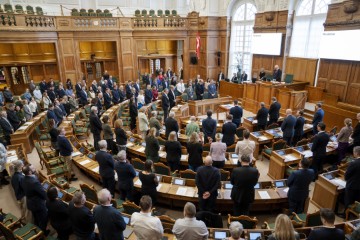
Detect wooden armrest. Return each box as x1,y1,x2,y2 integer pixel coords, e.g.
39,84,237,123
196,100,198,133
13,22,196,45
19,226,40,238
292,213,305,223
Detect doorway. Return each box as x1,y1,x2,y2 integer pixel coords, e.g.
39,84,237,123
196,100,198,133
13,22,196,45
5,66,30,95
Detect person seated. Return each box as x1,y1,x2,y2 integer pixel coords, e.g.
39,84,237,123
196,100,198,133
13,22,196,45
268,214,300,240
240,71,247,82
259,67,266,80
227,221,245,240
307,208,345,240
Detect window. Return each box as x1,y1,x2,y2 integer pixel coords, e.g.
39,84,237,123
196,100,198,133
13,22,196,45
290,0,331,58
228,2,256,77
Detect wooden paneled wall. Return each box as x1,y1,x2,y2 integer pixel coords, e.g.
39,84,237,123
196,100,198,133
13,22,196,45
79,41,116,60
286,57,318,85
136,40,177,56
0,43,56,64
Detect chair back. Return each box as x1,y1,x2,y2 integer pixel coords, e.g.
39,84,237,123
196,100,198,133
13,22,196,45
285,74,294,84
203,143,210,152
171,10,177,16
226,144,236,153
196,211,223,228
273,139,287,151
267,123,279,130
157,9,163,16
0,222,16,240
141,9,147,17
132,158,145,170
180,169,196,179
305,211,322,227
295,138,309,147
228,214,258,229
220,169,230,181
154,162,171,176
149,9,155,16
123,201,141,215
80,183,98,204
135,9,141,16
236,127,246,140
159,215,176,229
165,9,170,16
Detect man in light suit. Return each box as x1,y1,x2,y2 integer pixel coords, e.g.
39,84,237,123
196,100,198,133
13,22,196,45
312,102,325,134
311,122,330,177
162,88,170,121
268,97,281,125
281,109,296,146
287,158,315,213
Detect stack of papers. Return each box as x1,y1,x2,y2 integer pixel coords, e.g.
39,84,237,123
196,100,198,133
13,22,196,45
72,152,82,157
92,166,99,173
252,120,258,124
331,178,346,188
176,187,187,196
302,150,312,158
17,126,28,131
258,136,268,141
79,159,91,165
283,187,289,193
181,155,187,161
156,184,162,191
285,154,297,162
126,142,134,147
258,191,271,199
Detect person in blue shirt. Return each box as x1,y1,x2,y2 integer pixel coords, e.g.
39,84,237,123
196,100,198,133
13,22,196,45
23,89,32,102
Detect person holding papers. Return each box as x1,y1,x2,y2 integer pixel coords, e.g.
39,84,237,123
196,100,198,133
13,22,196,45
230,155,259,216
287,158,315,213
57,127,77,182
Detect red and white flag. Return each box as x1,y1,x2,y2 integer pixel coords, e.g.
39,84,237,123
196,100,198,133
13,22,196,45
196,32,200,59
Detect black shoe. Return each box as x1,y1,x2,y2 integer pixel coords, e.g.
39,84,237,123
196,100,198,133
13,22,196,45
70,177,78,181
1,179,9,185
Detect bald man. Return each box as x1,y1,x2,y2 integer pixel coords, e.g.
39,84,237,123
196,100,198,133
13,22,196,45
195,156,221,212
281,109,296,146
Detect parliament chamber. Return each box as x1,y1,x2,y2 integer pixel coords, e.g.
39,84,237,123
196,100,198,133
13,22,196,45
0,0,360,239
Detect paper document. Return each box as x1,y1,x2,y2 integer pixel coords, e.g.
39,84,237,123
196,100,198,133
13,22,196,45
331,179,346,188
285,154,297,162
231,158,238,164
283,187,289,193
134,179,142,186
72,152,82,157
258,136,268,141
137,147,145,152
92,166,99,173
252,120,258,124
176,187,187,195
159,152,166,158
7,156,18,162
302,150,312,158
156,184,162,191
181,155,187,161
258,191,271,199
114,172,118,181
126,142,134,147
17,126,28,131
79,159,91,165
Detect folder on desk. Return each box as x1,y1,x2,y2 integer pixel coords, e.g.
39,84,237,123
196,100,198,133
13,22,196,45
79,159,91,165
258,191,271,199
176,187,187,196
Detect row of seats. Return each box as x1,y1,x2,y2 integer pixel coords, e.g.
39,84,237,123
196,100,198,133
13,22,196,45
0,4,43,15
134,9,178,17
71,8,112,17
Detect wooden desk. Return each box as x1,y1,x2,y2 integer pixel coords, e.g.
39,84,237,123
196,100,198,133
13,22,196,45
188,96,232,116
171,103,189,123
216,104,234,121
268,148,302,180
311,170,345,211
219,81,244,99
249,131,274,158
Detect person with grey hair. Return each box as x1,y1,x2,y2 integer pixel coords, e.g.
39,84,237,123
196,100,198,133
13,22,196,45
94,189,126,240
172,202,208,240
186,116,200,137
210,133,227,169
149,111,161,136
228,221,244,240
11,160,28,219
68,94,79,112
196,156,221,212
255,102,269,130
114,150,136,201
90,105,102,150
281,109,296,146
164,111,179,139
95,140,115,196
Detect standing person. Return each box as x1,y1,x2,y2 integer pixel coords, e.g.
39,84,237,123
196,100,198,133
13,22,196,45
186,83,194,100
255,102,269,130
112,85,120,104
169,85,176,109
267,214,300,240
145,128,160,163
114,150,136,201
210,133,227,169
222,114,237,147
335,118,353,166
152,85,159,101
48,119,59,156
68,191,95,240
162,88,170,121
312,102,325,134
137,90,145,109
23,99,32,121
138,108,149,142
172,202,209,240
96,140,115,196
164,131,182,172
351,113,360,151
281,109,296,146
195,156,221,212
131,195,164,240
229,100,243,127
11,160,28,220
195,80,204,100
89,106,102,151
149,111,161,136
311,122,330,177
46,187,73,240
103,88,112,110
94,189,126,240
144,85,153,105
230,155,259,216
22,164,48,232
102,115,115,153
29,97,38,117
129,96,138,131
57,127,77,181
114,119,127,152
307,208,344,240
235,130,256,165
187,132,203,172
0,111,14,146
273,65,282,82
344,146,360,213
139,160,159,205
287,158,315,213
164,111,179,139
268,97,281,125
207,80,217,98
185,116,200,137
293,110,305,145
7,103,21,130
176,79,186,96
202,110,217,144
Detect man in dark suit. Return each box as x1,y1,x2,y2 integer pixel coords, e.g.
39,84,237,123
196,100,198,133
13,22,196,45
90,106,103,151
57,85,66,99
311,122,330,177
202,110,217,144
351,113,360,151
287,158,315,213
101,80,108,93
344,146,360,210
169,86,176,109
3,87,13,103
164,111,179,139
195,156,221,212
230,155,259,216
94,189,126,240
166,67,173,79
22,164,48,232
108,76,114,90
230,73,238,83
273,65,282,82
103,70,110,80
125,81,133,99
281,109,296,146
293,110,305,145
255,102,269,130
268,97,281,125
222,114,237,147
119,85,126,103
47,104,59,125
58,127,77,181
307,208,344,240
229,100,243,127
162,88,170,120
162,78,170,90
112,85,120,104
195,80,204,100
47,87,56,103
6,103,21,130
39,79,48,94
91,81,98,94
79,86,88,106
54,101,65,125
312,102,324,134
144,85,153,105
75,81,82,98
103,88,112,110
95,140,115,196
240,71,247,82
114,150,137,201
10,160,26,218
133,79,140,98
0,111,14,145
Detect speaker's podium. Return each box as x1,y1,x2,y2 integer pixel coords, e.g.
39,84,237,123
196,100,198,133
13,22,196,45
311,170,346,211
268,148,302,180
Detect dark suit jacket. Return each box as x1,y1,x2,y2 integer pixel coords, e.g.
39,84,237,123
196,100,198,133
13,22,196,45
196,166,221,196
229,106,243,126
168,90,176,108
165,117,179,139
129,102,138,119
133,83,140,97
162,94,170,111
48,90,56,103
92,84,98,93
125,84,133,99
195,84,204,97
39,82,48,93
312,108,324,129
268,102,281,121
57,135,73,156
104,92,112,109
90,112,103,135
112,89,120,104
222,122,237,146
352,123,360,145
22,175,47,211
68,202,95,238
145,89,153,104
47,109,59,123
162,81,170,90
75,84,82,97
345,158,360,190
281,115,296,138
7,110,20,130
230,166,259,203
273,69,282,82
54,107,64,121
307,227,344,240
57,89,66,99
187,142,203,167
11,172,25,200
95,150,115,178
202,117,217,140
164,140,182,163
114,161,136,191
256,107,269,126
0,117,14,136
288,168,315,200
311,132,330,157
93,205,126,240
119,90,126,103
145,136,160,159
294,116,305,137
240,73,247,82
79,90,88,106
218,73,225,80
46,199,71,231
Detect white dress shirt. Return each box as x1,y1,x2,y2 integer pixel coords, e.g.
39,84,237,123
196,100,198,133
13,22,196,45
172,217,208,240
176,82,186,94
131,212,163,240
235,139,256,162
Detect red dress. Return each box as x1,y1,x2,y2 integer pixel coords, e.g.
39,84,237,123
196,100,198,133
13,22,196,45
152,89,158,101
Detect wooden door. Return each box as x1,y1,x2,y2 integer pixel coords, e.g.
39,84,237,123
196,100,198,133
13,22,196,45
83,61,104,83
6,66,29,95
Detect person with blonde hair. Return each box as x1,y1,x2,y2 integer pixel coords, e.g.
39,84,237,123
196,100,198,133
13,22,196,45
114,119,127,152
335,118,353,166
145,127,160,162
164,131,182,171
267,214,299,240
210,133,227,169
138,107,149,142
187,132,203,172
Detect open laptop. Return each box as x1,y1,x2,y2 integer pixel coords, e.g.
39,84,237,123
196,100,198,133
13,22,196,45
173,178,185,186
248,231,264,240
274,180,286,188
214,230,228,240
